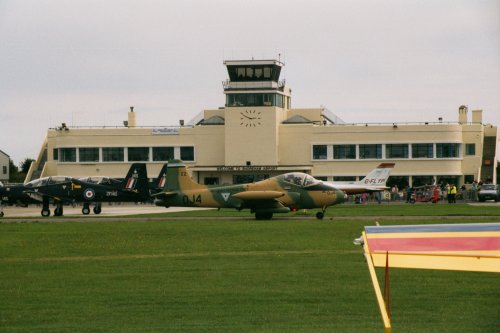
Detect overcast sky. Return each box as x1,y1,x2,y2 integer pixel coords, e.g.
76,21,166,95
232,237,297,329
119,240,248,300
1,0,499,164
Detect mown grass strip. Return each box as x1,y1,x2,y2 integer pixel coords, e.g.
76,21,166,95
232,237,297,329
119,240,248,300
1,216,499,332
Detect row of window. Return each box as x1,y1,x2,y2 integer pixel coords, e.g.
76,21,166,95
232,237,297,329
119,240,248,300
54,146,195,163
312,143,474,160
226,93,286,108
227,65,280,82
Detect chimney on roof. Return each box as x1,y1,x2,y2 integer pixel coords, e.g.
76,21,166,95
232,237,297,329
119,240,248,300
458,105,468,124
128,106,136,128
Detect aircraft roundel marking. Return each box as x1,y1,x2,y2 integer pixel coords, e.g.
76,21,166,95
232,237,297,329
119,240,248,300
83,188,95,200
221,192,230,201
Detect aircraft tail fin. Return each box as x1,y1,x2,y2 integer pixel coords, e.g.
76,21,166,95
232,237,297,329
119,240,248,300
356,163,395,187
154,164,168,190
122,163,150,196
164,160,205,192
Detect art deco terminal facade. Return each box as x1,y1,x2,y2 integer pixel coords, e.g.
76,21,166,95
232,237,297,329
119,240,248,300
28,59,498,188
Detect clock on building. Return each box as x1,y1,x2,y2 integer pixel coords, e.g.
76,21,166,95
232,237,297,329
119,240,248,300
240,110,262,127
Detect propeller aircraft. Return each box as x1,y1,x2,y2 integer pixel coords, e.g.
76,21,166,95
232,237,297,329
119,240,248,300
22,163,150,217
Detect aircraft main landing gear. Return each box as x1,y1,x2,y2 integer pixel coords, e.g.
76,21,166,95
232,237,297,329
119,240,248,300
54,202,64,216
82,203,91,215
93,203,102,214
41,196,50,217
0,203,4,217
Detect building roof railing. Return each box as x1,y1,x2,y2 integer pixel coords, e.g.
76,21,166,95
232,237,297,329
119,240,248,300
48,120,488,131
222,80,286,90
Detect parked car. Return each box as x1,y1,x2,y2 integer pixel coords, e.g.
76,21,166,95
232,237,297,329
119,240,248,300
477,184,500,202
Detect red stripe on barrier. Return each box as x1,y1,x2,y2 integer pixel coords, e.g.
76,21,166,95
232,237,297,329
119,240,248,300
368,237,500,252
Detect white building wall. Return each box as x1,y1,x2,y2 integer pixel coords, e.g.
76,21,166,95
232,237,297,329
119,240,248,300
0,150,10,182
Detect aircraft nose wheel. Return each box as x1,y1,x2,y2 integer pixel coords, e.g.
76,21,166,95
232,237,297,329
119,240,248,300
82,205,90,215
41,209,51,217
316,212,324,220
0,211,4,217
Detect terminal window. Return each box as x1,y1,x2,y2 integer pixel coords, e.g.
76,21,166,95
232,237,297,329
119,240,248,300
153,147,174,161
128,147,149,162
312,145,327,160
102,147,124,162
59,148,76,162
386,144,409,159
412,144,433,158
359,144,382,159
465,143,475,156
436,143,459,158
180,147,194,161
79,148,99,162
333,145,356,159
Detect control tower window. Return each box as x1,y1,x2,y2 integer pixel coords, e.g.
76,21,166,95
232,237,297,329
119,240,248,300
255,68,263,78
227,65,281,82
237,67,245,78
226,93,285,107
263,67,271,79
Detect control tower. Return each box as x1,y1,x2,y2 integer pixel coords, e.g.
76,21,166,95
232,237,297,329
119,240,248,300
223,59,291,166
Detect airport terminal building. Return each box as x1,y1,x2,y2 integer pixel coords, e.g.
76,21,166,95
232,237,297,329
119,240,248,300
28,59,498,189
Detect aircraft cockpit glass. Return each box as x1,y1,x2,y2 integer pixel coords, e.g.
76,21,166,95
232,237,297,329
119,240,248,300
283,173,305,186
303,175,319,187
47,176,71,185
77,177,120,185
99,177,121,185
27,176,71,187
27,177,48,187
283,173,320,187
78,176,104,184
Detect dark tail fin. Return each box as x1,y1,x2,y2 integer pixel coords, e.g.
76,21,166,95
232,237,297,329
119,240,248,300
122,163,150,197
154,164,168,191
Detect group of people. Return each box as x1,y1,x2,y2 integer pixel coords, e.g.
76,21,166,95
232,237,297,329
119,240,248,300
403,183,458,203
445,184,458,203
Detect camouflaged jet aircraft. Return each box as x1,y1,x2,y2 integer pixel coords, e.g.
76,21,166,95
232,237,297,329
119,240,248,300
154,160,345,220
23,163,150,217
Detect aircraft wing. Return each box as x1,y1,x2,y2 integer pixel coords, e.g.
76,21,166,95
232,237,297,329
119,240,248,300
23,190,45,203
230,191,290,213
231,191,285,200
151,191,178,198
23,190,69,203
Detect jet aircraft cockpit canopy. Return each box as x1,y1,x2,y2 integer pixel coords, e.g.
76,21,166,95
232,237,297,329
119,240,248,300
282,173,320,187
26,176,72,187
78,176,121,185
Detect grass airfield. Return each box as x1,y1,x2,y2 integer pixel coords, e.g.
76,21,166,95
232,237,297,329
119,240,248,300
1,204,499,332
